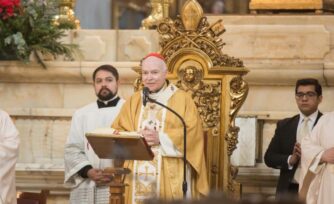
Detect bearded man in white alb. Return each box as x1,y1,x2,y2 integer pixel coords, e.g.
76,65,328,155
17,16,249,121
64,65,125,203
0,109,19,204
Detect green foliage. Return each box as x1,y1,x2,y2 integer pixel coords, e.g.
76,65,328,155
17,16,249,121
54,18,77,30
0,0,78,67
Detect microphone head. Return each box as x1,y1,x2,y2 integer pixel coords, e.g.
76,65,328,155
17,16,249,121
143,87,150,96
143,87,150,106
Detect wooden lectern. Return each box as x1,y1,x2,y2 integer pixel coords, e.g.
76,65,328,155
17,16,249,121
86,128,154,204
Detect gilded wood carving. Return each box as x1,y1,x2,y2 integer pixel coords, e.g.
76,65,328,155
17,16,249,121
249,0,323,11
141,0,171,29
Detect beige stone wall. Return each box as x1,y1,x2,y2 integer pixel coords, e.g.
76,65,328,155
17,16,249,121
1,15,334,201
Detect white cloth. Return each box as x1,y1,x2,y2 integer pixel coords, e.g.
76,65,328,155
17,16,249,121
142,84,182,158
0,110,19,204
299,112,334,204
64,100,125,204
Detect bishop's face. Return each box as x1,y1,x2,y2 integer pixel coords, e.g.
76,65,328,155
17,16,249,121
94,70,118,101
141,58,167,92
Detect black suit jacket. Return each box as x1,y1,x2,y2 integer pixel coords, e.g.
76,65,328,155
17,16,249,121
264,112,322,195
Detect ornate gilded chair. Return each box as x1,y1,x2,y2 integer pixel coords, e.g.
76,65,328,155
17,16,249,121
134,0,249,198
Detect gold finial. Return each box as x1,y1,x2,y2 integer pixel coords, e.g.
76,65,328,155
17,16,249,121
141,0,170,30
181,0,203,31
53,0,80,29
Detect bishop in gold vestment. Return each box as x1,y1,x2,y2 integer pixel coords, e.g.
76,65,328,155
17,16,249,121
112,53,209,204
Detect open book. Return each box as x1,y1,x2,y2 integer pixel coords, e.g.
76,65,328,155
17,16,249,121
86,128,154,160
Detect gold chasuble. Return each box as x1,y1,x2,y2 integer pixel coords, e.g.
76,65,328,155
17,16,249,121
112,83,209,204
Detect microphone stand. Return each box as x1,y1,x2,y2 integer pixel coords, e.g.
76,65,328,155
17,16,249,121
145,95,188,198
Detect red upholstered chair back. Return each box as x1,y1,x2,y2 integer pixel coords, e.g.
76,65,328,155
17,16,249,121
17,190,49,204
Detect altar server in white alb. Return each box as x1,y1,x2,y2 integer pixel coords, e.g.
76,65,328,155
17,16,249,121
0,109,19,204
299,111,334,204
64,65,125,203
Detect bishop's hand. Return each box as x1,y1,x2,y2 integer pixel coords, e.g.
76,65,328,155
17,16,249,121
140,127,160,146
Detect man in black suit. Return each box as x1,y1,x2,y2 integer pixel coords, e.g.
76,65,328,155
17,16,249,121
264,78,323,198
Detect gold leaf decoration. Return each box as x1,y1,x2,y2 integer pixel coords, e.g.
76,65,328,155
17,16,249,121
158,4,243,68
181,0,203,31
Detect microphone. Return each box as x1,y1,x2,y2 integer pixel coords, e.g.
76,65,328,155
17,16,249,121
142,87,150,106
143,93,188,198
